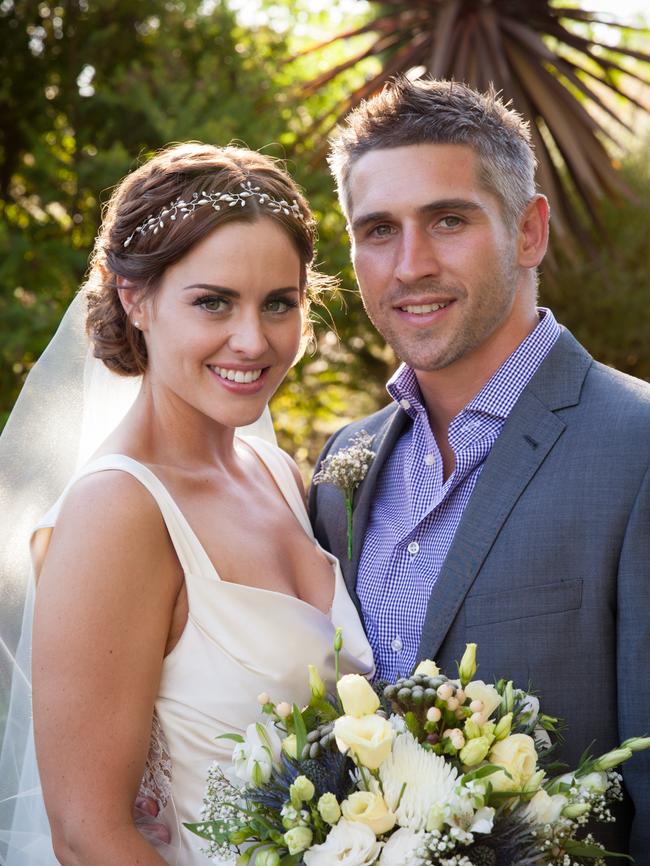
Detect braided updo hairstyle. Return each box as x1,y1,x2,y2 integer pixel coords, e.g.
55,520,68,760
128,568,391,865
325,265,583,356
85,143,319,376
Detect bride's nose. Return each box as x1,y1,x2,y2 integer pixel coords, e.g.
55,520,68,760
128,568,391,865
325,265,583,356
227,311,269,357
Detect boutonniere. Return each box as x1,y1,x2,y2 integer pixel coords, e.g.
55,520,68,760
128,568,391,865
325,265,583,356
312,430,376,559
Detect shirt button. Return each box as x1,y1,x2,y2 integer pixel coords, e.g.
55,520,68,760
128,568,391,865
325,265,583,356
424,453,435,466
391,636,403,653
399,398,411,411
407,541,420,555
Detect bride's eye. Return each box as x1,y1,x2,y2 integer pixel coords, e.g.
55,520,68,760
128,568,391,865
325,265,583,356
264,297,298,314
194,295,228,313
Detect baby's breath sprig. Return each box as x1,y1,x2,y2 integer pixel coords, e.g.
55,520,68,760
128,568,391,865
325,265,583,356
312,431,375,559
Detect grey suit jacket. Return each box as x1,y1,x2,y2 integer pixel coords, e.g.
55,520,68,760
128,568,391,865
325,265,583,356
309,329,650,860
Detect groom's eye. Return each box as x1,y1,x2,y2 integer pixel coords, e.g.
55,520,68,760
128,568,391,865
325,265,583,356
369,223,394,238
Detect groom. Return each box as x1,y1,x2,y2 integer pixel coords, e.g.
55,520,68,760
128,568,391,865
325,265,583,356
309,77,650,857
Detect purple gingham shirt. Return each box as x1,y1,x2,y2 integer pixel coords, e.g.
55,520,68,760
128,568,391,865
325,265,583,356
356,309,561,681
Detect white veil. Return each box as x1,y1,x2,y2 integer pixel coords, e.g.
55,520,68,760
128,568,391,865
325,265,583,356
0,290,275,864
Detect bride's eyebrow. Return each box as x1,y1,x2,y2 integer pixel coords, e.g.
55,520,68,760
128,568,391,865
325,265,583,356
183,283,300,297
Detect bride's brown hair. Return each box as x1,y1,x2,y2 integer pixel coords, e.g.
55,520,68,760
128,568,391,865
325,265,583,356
85,142,320,376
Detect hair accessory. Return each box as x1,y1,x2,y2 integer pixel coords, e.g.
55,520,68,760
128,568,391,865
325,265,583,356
123,181,304,248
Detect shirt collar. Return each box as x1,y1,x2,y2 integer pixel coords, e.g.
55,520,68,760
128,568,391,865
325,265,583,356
387,308,561,422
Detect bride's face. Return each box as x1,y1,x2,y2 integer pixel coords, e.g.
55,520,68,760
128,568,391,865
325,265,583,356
137,217,304,429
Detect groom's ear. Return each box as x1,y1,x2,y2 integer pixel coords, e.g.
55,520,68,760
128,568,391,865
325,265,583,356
117,277,148,329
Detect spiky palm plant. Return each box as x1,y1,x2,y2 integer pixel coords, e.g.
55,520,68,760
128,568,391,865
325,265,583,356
295,0,650,255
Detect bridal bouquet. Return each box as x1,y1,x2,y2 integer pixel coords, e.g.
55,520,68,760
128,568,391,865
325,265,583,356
187,637,648,866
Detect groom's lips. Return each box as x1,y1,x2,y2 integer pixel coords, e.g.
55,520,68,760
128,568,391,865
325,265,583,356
393,297,455,325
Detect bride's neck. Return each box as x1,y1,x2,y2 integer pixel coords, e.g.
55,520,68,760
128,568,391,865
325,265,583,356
98,382,239,471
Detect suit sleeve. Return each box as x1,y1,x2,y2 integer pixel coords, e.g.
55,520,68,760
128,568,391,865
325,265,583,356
617,462,650,856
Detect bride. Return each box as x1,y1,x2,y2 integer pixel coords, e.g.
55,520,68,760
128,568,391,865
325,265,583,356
0,143,373,865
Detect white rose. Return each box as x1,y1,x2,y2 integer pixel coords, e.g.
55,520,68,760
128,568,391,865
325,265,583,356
488,734,540,792
379,827,426,865
413,660,440,678
334,714,395,770
464,681,501,719
522,789,567,825
303,819,381,866
337,674,380,718
341,791,396,835
232,721,282,786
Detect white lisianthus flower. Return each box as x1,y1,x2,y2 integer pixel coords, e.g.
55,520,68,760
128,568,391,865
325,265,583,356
303,819,381,866
464,681,501,719
379,827,426,865
337,674,380,718
341,791,396,835
445,789,495,836
379,731,458,830
523,789,568,825
578,771,609,795
488,734,540,792
334,714,395,770
232,721,282,786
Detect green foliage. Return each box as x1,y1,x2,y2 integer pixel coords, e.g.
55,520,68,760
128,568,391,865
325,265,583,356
1,0,649,473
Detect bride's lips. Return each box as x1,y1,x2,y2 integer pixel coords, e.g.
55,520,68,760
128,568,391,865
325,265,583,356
393,298,456,325
207,364,270,394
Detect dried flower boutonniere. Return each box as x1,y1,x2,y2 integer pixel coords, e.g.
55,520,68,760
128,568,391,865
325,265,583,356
312,430,375,559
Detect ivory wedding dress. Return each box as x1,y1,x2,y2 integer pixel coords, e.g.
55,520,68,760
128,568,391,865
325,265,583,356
32,435,374,866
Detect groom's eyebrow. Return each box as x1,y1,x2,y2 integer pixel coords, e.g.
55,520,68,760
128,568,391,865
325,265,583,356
351,199,486,233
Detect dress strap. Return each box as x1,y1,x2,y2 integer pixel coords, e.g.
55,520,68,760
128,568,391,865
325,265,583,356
35,454,202,579
238,435,313,537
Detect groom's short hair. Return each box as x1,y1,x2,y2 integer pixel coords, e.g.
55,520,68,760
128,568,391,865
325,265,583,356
328,76,537,230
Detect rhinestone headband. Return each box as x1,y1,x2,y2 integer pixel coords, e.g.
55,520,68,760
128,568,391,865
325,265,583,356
123,180,304,248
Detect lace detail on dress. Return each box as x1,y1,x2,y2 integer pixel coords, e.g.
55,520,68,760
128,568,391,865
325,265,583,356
140,710,173,810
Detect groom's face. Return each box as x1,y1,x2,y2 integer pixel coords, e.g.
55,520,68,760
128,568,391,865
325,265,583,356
347,143,529,374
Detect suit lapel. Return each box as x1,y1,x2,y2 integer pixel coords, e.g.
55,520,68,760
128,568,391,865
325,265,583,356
340,407,410,595
416,330,592,661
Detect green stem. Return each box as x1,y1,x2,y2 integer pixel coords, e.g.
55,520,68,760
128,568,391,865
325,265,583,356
345,495,353,560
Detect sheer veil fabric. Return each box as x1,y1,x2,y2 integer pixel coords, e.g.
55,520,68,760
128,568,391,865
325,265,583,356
0,290,276,864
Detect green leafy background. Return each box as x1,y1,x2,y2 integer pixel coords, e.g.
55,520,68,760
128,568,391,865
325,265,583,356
2,0,649,477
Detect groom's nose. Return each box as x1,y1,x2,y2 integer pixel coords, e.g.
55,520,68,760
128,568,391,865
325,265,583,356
393,226,441,286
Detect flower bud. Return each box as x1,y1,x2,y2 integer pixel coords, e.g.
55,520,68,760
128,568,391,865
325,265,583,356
257,692,271,706
308,665,326,700
447,697,459,711
460,736,492,767
333,627,343,652
426,706,442,723
501,681,514,714
276,702,292,720
284,826,313,855
426,805,445,832
337,674,380,718
290,775,315,808
318,793,341,825
444,728,465,750
414,660,440,677
494,713,513,741
593,747,633,771
620,736,650,753
458,643,477,686
255,849,281,866
455,689,465,703
562,802,590,819
282,734,298,759
229,828,251,845
464,719,482,740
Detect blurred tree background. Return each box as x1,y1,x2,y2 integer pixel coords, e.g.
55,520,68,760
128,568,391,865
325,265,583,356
1,0,649,477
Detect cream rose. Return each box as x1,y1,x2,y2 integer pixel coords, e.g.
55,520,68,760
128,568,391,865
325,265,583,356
334,714,395,770
379,827,426,865
488,733,540,792
337,674,380,718
341,791,396,835
413,660,440,677
303,819,381,866
464,681,501,719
